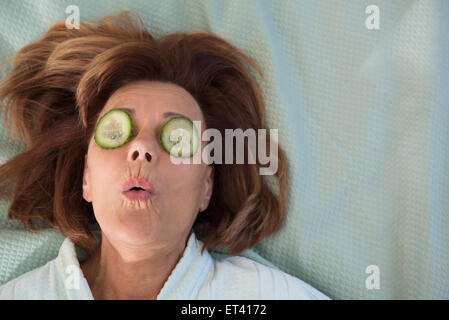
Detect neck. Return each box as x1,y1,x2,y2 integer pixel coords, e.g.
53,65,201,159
80,232,190,300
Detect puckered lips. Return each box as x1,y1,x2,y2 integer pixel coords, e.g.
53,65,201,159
121,177,155,202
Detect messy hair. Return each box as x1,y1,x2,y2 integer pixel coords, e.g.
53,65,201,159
0,10,288,256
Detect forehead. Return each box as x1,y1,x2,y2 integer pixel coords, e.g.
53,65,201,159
102,80,203,121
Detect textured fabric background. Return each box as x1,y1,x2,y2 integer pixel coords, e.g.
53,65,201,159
0,0,448,299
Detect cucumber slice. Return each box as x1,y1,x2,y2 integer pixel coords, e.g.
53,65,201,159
94,109,133,149
160,117,199,158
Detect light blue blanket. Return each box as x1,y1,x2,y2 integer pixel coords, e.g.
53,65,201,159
1,0,448,299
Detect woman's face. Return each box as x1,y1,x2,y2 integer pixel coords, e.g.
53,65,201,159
82,80,213,249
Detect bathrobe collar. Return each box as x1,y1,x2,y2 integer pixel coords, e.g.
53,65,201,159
57,231,214,300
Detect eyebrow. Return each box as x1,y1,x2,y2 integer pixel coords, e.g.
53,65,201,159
115,107,190,120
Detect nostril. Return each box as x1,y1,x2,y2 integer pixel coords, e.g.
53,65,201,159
130,150,151,161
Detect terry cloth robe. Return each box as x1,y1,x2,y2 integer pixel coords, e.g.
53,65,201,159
0,231,330,300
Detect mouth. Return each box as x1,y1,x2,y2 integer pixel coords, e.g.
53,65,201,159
121,177,156,202
122,188,153,202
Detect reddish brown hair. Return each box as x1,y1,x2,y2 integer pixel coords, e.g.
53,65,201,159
0,10,288,256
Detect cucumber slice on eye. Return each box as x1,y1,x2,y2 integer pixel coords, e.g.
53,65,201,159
160,117,199,158
94,109,133,149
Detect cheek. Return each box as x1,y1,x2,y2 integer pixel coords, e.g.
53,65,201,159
87,150,129,229
160,162,206,208
87,149,123,198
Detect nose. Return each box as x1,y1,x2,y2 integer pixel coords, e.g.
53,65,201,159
130,147,152,162
127,131,158,163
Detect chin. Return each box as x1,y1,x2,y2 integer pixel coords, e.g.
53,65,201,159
107,215,157,245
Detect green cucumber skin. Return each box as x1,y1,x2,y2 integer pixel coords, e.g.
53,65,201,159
94,111,199,157
94,109,133,149
160,117,199,158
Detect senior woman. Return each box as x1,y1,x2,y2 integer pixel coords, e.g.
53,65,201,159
0,11,329,300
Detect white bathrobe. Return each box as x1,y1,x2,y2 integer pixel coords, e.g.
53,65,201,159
0,232,330,300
